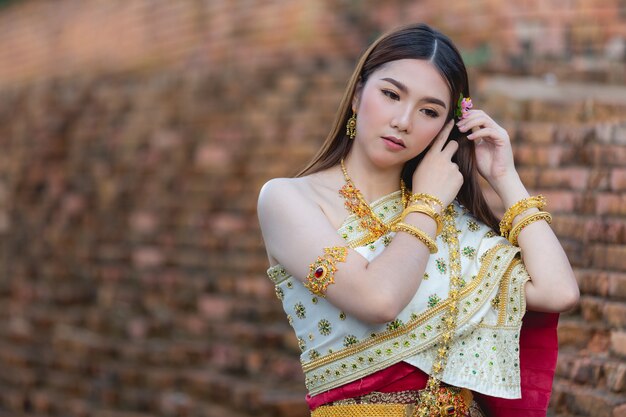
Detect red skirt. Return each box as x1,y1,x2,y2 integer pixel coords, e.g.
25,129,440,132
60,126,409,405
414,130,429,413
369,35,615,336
308,312,559,417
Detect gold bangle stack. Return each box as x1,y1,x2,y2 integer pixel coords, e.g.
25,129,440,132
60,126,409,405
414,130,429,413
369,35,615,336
401,204,443,236
409,193,444,213
508,211,553,246
395,222,438,254
499,195,547,239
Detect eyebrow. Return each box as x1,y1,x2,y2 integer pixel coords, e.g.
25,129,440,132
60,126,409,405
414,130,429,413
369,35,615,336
380,77,448,109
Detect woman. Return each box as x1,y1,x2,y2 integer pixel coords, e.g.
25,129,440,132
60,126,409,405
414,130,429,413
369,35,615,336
257,23,578,417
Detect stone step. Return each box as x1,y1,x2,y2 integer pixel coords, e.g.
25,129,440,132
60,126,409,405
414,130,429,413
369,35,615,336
556,350,626,393
550,379,626,417
179,366,307,414
557,316,609,350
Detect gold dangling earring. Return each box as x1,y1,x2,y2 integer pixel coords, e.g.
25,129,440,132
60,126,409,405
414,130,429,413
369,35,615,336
346,111,357,139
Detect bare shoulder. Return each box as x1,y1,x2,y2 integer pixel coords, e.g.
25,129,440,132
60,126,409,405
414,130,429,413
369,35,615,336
258,177,311,210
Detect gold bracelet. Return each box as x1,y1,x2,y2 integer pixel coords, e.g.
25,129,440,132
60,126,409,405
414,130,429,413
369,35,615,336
401,204,443,236
409,193,444,212
395,222,438,254
500,195,547,238
508,211,552,246
304,246,348,297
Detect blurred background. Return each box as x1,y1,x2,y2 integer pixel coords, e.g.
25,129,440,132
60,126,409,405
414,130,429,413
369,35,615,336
0,0,624,416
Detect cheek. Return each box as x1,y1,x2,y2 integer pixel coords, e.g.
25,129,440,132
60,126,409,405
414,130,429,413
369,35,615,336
422,119,446,141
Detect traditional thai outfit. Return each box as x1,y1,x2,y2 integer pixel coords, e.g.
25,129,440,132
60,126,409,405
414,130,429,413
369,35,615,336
266,191,558,416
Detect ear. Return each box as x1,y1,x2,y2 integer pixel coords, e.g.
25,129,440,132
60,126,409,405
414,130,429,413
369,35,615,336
351,80,364,113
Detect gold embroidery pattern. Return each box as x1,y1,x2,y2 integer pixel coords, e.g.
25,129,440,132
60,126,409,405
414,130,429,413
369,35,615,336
303,241,518,396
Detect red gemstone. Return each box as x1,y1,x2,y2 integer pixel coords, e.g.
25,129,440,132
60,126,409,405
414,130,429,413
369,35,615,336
314,266,325,278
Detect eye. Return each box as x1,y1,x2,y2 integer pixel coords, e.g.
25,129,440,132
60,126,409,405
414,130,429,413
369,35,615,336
422,109,439,118
382,89,400,101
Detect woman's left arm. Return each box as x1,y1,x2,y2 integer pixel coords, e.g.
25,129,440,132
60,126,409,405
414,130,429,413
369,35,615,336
458,109,579,313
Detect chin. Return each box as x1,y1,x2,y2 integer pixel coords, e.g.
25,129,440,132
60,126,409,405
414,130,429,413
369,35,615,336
369,153,409,170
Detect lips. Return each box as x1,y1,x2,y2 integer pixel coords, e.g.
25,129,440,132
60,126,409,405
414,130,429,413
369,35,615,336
382,136,406,148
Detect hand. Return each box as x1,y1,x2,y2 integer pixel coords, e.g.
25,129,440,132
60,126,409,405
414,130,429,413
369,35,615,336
412,119,463,208
456,109,517,189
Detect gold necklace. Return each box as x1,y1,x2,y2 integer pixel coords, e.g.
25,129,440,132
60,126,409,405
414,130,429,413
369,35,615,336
339,159,408,245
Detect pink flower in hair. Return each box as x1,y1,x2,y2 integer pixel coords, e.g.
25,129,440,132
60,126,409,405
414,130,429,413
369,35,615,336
455,94,473,119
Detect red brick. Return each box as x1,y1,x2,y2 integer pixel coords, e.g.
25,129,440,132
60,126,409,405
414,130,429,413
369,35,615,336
537,190,577,212
610,168,626,191
575,269,609,297
580,296,604,322
518,122,555,144
611,330,626,358
132,247,164,269
558,318,594,348
609,273,626,299
590,245,626,272
606,363,626,393
605,302,626,328
614,403,626,417
197,295,233,320
595,193,626,216
538,167,589,190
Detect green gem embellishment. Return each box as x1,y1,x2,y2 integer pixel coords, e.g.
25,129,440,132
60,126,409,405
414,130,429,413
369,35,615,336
312,297,318,304
309,350,320,360
436,258,447,274
386,319,404,331
485,230,497,238
318,319,332,336
427,294,441,308
423,272,430,280
343,335,359,347
462,246,476,259
294,302,306,319
286,281,293,289
339,311,346,320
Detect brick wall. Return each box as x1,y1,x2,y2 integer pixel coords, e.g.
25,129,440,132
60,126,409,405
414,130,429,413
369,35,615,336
0,1,624,416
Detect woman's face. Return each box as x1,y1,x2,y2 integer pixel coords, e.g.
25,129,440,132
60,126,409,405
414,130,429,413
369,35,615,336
353,59,451,168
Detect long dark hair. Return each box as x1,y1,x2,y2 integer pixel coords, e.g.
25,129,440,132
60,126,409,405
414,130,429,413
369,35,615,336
297,23,499,231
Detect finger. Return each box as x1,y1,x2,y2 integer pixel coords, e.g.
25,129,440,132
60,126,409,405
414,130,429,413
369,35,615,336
466,127,504,142
441,138,459,158
457,114,496,132
431,119,456,152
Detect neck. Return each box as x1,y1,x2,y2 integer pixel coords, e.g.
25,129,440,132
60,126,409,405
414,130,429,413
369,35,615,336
342,153,403,202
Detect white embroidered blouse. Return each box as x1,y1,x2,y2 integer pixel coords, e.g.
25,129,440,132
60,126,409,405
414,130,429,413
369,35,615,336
266,191,530,399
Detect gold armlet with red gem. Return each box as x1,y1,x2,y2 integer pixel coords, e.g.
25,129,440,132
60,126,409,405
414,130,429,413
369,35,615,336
304,247,348,297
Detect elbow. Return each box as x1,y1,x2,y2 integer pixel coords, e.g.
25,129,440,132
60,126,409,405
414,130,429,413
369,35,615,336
366,293,407,324
559,285,580,312
548,282,580,313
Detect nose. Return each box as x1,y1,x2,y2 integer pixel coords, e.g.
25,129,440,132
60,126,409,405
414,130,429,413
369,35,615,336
391,106,412,133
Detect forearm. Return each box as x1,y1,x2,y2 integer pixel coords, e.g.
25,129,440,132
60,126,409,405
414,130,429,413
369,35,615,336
493,173,579,312
334,212,437,323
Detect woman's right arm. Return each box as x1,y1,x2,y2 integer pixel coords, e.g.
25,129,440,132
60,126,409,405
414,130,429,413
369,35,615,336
258,121,461,324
